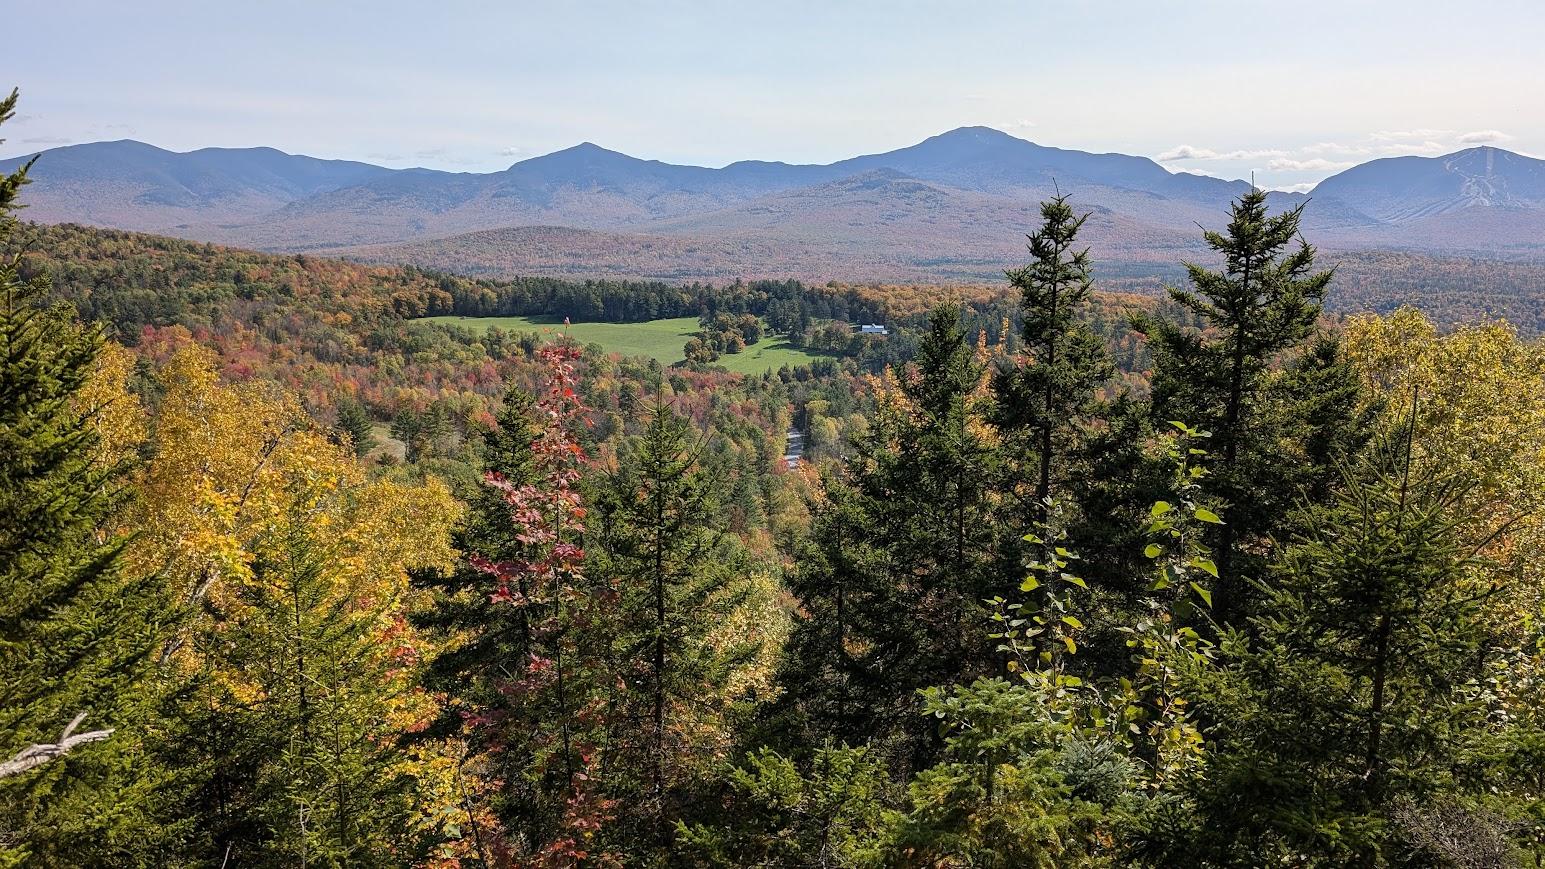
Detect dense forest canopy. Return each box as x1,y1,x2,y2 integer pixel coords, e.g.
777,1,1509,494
8,88,1545,867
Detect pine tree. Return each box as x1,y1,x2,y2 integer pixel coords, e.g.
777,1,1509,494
1174,411,1522,864
121,347,461,865
781,305,1003,766
0,87,165,864
195,518,425,865
412,384,543,840
992,196,1116,661
333,397,376,458
1141,189,1334,622
993,194,1115,522
458,343,622,864
594,396,758,846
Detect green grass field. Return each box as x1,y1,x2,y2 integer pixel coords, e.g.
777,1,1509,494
423,314,826,375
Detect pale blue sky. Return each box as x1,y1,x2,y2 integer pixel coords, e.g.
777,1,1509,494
5,0,1541,190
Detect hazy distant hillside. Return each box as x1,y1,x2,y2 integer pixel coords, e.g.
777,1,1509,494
1315,147,1545,222
7,129,1545,280
334,170,1209,283
0,139,393,230
22,220,1545,338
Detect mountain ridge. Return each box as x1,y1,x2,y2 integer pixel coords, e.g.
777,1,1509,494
5,129,1543,282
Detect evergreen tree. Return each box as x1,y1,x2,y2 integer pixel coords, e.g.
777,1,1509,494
593,396,757,846
333,397,376,458
392,402,451,463
1141,189,1334,622
0,87,165,864
175,519,426,866
412,384,547,845
992,196,1116,661
113,345,461,866
457,343,623,864
781,305,1003,767
993,194,1115,522
1171,416,1526,864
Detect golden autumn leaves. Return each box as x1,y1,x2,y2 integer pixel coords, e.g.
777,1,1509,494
76,340,470,849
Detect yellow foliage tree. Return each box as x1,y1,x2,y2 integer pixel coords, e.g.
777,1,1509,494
121,345,467,863
71,341,146,472
1343,307,1545,726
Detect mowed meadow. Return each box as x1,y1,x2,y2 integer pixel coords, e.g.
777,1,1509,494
424,313,829,374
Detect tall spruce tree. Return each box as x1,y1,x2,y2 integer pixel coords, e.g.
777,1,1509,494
993,194,1115,523
176,520,425,865
1171,413,1525,865
781,305,1003,767
593,396,756,847
1141,189,1334,622
412,384,543,840
452,343,622,864
333,397,376,458
992,196,1117,661
0,87,165,864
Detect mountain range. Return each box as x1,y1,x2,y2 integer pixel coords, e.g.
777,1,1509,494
5,127,1544,283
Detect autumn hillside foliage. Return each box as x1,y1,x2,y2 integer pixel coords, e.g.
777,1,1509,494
11,88,1545,865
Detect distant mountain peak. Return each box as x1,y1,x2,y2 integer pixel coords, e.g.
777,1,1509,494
1310,144,1545,222
933,125,1022,140
535,141,633,161
9,132,1545,267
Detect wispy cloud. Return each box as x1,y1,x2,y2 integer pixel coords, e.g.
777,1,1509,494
1370,128,1452,141
1458,129,1512,144
21,136,72,145
1267,157,1355,172
1156,144,1285,162
498,146,527,157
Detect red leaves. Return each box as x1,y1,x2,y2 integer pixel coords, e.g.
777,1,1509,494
464,341,630,865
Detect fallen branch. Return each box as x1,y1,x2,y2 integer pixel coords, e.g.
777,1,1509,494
0,712,114,779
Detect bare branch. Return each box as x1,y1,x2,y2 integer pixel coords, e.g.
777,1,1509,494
0,714,114,779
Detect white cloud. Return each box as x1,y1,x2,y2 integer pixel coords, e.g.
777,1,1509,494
1458,129,1512,144
1302,141,1370,155
1371,128,1451,141
1302,136,1453,158
498,146,527,157
998,118,1036,130
21,136,72,145
1269,182,1316,194
1157,144,1286,162
1157,144,1213,161
1267,157,1355,172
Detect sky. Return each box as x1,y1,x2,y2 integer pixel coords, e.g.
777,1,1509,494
5,0,1541,191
